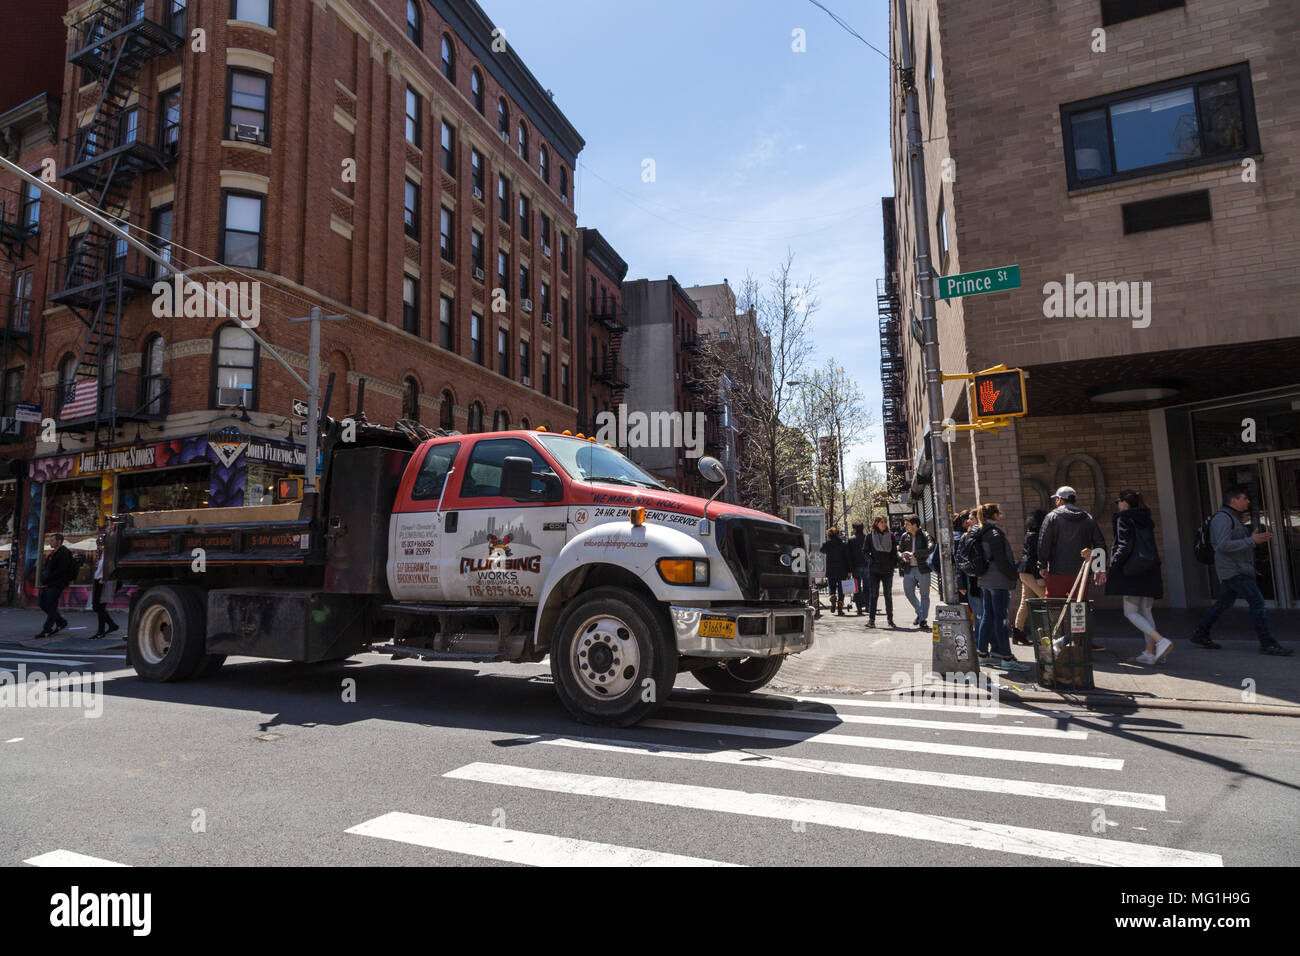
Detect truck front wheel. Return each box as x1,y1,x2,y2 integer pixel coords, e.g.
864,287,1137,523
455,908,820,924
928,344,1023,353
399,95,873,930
128,585,209,682
549,587,677,727
693,656,784,693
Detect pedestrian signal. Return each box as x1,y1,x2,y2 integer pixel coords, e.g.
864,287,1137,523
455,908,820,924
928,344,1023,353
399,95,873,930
274,477,304,503
972,368,1027,420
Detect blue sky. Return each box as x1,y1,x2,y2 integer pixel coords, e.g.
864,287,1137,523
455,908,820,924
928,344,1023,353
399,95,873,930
480,0,894,472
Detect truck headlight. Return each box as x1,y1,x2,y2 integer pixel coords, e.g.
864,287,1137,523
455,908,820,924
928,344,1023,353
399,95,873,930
657,557,710,586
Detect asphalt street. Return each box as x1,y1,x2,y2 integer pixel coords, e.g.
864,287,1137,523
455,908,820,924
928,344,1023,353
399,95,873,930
3,647,1298,867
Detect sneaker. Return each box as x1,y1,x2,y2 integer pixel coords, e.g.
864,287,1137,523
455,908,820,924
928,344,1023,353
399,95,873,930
977,651,990,660
1153,638,1173,663
33,631,52,639
1260,643,1294,656
1134,652,1156,665
992,656,1031,672
1191,634,1222,649
917,621,928,630
1090,641,1106,652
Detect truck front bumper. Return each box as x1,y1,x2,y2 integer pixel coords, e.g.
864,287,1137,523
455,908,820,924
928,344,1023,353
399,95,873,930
669,604,814,658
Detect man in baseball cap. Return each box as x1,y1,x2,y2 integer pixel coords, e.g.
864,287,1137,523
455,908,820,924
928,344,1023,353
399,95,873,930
1034,486,1109,648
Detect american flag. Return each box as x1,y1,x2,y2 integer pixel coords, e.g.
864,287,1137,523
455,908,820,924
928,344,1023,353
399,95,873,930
60,380,99,419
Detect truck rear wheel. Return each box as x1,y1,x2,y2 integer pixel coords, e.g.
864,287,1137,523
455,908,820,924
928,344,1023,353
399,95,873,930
549,587,677,727
693,656,784,693
128,585,209,682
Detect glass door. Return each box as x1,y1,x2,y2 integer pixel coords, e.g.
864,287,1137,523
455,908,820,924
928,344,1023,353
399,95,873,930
1273,455,1300,608
1210,460,1278,603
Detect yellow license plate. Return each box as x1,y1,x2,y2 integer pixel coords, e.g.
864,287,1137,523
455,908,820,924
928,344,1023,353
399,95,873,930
698,617,737,639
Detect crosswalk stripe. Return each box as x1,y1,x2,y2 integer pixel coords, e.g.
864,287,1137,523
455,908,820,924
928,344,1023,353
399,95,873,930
668,701,1087,739
0,656,91,667
675,690,1071,720
24,850,128,867
640,718,1123,769
538,736,1165,810
445,763,1220,867
0,649,126,661
346,811,739,867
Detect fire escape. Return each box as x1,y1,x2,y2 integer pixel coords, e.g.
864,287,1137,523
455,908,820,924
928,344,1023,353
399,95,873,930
47,0,182,445
878,273,909,489
591,297,629,406
0,186,38,443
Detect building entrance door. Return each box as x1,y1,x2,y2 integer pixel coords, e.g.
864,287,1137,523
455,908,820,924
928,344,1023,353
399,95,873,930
1208,458,1297,607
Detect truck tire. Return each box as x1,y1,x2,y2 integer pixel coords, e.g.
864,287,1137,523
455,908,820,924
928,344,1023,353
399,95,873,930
549,587,677,727
693,656,784,693
127,585,209,682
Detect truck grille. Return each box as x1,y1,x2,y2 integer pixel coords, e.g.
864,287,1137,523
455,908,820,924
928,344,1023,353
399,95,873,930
715,515,810,602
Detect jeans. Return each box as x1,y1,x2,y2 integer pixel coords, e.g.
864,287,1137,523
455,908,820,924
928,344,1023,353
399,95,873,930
867,572,894,622
1200,573,1273,644
38,585,68,633
828,576,844,602
977,587,1011,657
853,567,869,610
903,567,930,622
967,583,984,624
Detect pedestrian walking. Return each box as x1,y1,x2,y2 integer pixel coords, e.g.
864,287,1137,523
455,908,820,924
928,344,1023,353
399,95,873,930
35,533,79,639
819,527,852,616
865,515,899,628
973,503,1030,670
898,514,933,629
847,521,870,615
1011,509,1047,646
89,534,119,640
1191,485,1293,655
1036,485,1108,650
1104,490,1170,664
956,509,984,623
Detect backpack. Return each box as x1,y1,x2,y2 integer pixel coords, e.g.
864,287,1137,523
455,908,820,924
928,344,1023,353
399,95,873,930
954,527,989,578
1192,513,1219,566
1123,524,1160,576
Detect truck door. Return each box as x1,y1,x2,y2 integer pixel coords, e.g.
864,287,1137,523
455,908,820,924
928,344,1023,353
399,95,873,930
437,437,567,605
388,440,461,601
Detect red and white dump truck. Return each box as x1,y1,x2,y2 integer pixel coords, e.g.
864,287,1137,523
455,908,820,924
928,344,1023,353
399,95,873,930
105,419,814,725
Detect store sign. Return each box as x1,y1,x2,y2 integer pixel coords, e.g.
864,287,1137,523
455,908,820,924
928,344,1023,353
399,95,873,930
246,441,306,467
79,445,158,475
13,403,42,424
207,425,248,469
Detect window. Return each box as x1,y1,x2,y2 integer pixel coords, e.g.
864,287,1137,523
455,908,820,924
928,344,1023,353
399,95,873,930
215,325,256,403
590,336,597,374
471,68,484,113
497,249,508,291
406,0,421,46
228,70,269,143
497,327,508,375
169,0,187,35
540,213,550,250
403,274,419,334
1100,0,1184,27
561,361,570,404
21,179,40,232
413,442,463,499
498,174,509,222
519,340,530,383
935,197,949,270
159,87,181,155
439,294,454,350
440,34,455,82
560,166,568,204
467,401,483,433
402,377,420,422
150,205,173,279
220,192,263,267
471,229,484,275
541,281,550,317
439,205,453,262
142,334,165,415
560,297,569,338
559,232,569,272
2,367,23,421
589,277,596,311
518,195,530,239
405,87,421,147
471,148,484,195
459,438,554,497
404,178,419,238
541,352,551,396
497,98,509,138
1061,63,1259,189
439,390,454,431
539,145,549,183
517,121,528,161
440,120,455,175
519,265,529,300
471,312,483,364
230,0,272,28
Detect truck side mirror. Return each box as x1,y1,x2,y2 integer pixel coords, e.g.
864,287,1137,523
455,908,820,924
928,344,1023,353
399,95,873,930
500,456,535,500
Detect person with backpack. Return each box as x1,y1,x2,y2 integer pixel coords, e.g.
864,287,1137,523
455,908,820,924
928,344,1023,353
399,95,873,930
865,515,899,628
953,508,985,622
1105,490,1170,664
1036,485,1108,650
970,503,1029,670
898,514,933,629
1191,485,1293,655
1011,509,1047,646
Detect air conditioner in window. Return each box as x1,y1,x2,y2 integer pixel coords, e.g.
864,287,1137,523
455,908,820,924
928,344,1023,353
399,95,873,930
216,386,249,408
499,130,510,144
542,313,553,328
473,266,485,281
522,298,533,312
521,375,531,387
233,124,263,144
473,186,484,201
542,244,551,257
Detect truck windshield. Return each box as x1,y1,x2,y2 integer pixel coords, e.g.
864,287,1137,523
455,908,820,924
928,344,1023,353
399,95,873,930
535,435,668,490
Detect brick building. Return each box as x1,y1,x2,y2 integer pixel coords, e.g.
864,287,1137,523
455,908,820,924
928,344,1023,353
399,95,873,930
578,226,627,432
1,0,587,606
886,0,1300,609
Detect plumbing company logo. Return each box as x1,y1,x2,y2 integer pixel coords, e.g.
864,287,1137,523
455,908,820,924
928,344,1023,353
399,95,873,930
152,275,261,327
457,518,543,599
487,534,513,557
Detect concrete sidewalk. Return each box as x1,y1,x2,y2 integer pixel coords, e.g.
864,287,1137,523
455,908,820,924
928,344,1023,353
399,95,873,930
0,607,128,656
779,574,1300,716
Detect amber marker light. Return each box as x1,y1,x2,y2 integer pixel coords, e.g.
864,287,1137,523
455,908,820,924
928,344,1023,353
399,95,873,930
630,506,645,526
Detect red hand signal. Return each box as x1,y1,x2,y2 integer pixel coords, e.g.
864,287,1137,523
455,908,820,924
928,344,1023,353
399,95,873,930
979,378,1000,413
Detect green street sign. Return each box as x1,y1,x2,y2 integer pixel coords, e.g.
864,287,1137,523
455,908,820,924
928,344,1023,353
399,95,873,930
936,264,1020,300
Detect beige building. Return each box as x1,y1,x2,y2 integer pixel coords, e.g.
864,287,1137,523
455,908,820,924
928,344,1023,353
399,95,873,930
887,0,1300,609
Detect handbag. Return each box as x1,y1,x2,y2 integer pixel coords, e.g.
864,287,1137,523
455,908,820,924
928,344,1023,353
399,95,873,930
841,576,857,596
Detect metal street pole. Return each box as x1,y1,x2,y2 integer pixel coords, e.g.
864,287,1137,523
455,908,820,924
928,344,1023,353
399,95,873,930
289,306,347,492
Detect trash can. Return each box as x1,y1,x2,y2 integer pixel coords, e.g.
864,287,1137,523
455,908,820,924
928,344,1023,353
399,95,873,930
1025,597,1094,690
